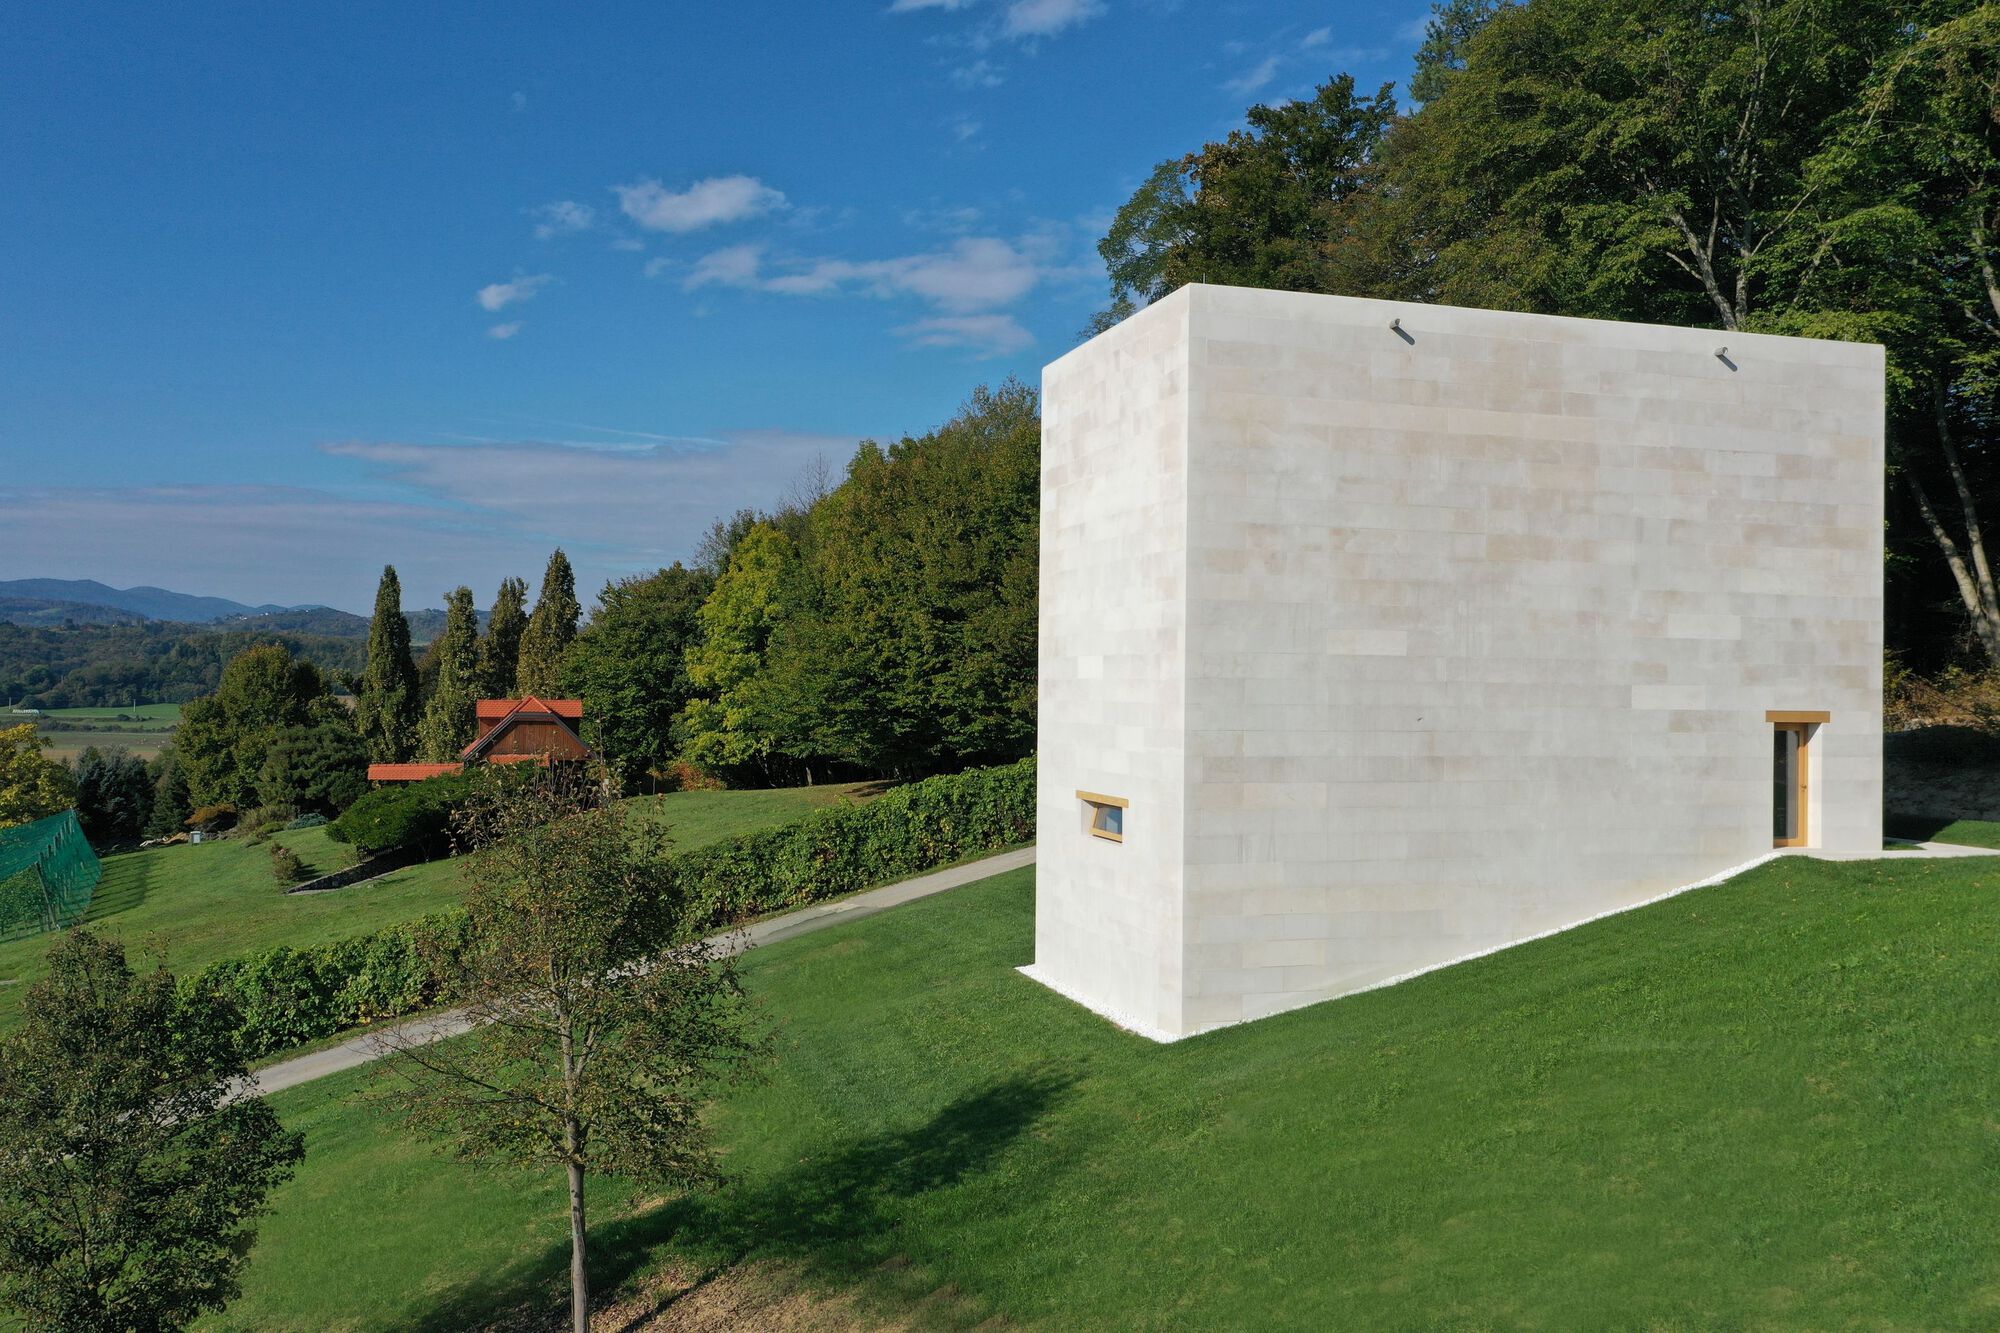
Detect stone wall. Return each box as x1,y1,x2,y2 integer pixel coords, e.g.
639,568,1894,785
1033,284,1885,1040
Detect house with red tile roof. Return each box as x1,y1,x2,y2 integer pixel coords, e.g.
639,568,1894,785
365,696,592,783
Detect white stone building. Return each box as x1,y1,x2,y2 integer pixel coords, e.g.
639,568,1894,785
1027,284,1883,1041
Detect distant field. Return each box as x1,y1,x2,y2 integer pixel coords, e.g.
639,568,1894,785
11,702,183,760
32,702,185,722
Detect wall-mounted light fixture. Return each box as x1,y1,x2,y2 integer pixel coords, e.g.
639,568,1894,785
1714,345,1729,360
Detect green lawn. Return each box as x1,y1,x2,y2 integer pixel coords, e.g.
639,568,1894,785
211,852,2000,1330
0,781,878,1035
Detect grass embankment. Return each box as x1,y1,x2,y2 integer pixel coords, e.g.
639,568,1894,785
214,853,2000,1330
1885,813,2000,850
0,782,876,1034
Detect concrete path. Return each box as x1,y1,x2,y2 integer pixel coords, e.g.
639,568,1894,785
1807,839,2000,862
242,845,1038,1100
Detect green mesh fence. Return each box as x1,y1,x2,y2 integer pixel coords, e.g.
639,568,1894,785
0,811,102,942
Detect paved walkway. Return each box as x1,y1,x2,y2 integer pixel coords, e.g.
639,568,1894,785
243,845,1038,1099
1807,839,2000,862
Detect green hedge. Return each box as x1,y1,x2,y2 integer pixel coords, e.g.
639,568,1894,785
180,912,474,1060
327,769,488,856
662,757,1035,932
188,758,1034,1060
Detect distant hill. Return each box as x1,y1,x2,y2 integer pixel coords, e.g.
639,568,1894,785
0,579,319,624
0,596,154,628
213,606,373,637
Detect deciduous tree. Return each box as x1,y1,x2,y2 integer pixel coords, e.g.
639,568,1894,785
381,775,762,1333
0,723,75,829
563,564,714,793
0,931,303,1331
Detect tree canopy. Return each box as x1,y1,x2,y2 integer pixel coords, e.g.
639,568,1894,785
354,566,419,763
0,931,303,1330
517,550,581,697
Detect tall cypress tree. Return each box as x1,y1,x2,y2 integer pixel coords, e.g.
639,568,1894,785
516,550,581,696
354,566,419,762
417,587,480,762
478,576,528,700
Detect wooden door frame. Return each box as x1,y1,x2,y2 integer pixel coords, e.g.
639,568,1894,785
1772,721,1812,849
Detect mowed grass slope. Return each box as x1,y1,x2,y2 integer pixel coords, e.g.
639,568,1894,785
214,853,2000,1330
0,781,876,1034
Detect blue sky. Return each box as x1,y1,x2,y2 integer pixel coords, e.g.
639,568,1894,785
1,0,1432,614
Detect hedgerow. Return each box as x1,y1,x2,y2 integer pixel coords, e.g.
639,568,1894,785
186,758,1034,1060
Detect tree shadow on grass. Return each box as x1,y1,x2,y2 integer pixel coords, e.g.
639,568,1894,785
395,1068,1075,1333
84,848,156,921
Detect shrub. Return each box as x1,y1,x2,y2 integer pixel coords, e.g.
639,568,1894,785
287,812,328,830
186,803,237,833
663,759,723,792
661,757,1035,937
329,769,489,856
269,843,306,885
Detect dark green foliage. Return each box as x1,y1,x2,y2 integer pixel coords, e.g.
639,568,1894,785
516,550,581,696
269,842,306,885
417,587,481,762
327,768,489,856
146,747,192,838
354,566,420,764
70,746,153,846
677,385,1041,781
176,644,351,809
256,721,370,818
478,576,528,700
0,620,365,711
564,564,714,794
1092,75,1398,327
0,931,302,1330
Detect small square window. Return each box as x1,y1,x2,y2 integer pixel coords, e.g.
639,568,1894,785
1077,790,1128,843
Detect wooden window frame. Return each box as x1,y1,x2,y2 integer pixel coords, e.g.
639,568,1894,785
1077,790,1128,843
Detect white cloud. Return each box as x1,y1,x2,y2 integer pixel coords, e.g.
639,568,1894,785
1222,55,1282,97
609,237,645,252
950,59,1006,88
888,0,977,8
1004,0,1103,37
683,244,764,290
615,175,787,233
531,200,595,239
476,274,552,312
1303,26,1332,48
894,313,1034,356
487,321,525,339
746,236,1042,311
951,117,983,142
642,256,674,279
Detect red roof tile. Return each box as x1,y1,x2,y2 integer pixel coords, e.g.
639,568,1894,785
476,697,582,720
367,762,463,782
